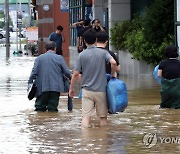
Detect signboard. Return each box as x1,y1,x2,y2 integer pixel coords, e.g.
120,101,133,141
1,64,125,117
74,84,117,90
26,27,38,41
60,0,69,12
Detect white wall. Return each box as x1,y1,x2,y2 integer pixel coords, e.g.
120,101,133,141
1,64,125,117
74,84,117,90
93,0,105,23
118,50,154,77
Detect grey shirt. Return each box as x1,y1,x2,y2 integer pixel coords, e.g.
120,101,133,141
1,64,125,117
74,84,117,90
75,45,112,92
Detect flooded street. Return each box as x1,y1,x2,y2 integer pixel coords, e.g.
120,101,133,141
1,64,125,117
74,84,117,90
0,45,180,154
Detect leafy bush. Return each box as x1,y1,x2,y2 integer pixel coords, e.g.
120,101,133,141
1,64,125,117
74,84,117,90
124,28,174,64
111,17,142,50
110,0,174,65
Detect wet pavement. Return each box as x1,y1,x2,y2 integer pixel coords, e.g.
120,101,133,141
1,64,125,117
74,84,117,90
0,45,180,154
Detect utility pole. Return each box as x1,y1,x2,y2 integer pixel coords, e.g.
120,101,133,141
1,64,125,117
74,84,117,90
5,0,10,59
16,0,19,52
18,0,22,52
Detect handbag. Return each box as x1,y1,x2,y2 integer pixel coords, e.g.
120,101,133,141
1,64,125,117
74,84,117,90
63,75,70,93
27,82,37,100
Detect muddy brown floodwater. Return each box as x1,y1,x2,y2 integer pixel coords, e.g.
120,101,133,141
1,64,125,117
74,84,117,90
0,45,180,154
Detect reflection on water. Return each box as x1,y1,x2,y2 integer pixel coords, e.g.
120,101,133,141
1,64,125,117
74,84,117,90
0,45,180,153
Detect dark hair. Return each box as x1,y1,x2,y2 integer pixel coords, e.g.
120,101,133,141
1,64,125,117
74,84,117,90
96,31,109,43
78,19,83,22
83,19,91,26
92,19,100,25
45,41,56,51
83,28,97,45
56,25,63,31
165,45,178,58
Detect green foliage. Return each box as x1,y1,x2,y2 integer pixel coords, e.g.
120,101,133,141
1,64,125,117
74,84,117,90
111,16,142,50
110,20,131,50
110,0,174,65
143,0,174,46
125,29,174,64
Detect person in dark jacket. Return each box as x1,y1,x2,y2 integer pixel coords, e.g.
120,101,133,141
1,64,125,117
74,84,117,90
49,25,65,55
78,19,92,50
28,41,71,112
92,19,105,33
158,45,180,109
158,45,180,80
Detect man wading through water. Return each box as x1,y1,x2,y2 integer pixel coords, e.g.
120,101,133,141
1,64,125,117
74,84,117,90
69,29,117,128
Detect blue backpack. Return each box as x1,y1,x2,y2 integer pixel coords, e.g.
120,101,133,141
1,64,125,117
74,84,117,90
106,78,128,114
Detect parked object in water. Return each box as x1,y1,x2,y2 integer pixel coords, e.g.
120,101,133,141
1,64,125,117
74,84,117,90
0,29,6,39
153,65,161,84
106,78,128,114
24,42,38,56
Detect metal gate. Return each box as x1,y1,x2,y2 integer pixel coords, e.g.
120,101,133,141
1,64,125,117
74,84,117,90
69,0,85,46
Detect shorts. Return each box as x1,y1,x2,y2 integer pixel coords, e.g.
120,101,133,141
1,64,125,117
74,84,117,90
82,89,108,118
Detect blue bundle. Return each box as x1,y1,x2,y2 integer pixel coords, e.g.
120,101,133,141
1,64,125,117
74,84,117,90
78,89,82,99
153,65,161,84
106,78,128,114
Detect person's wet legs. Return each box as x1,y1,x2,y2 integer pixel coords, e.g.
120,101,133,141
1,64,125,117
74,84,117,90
35,92,49,111
47,92,60,112
82,115,91,128
100,117,108,126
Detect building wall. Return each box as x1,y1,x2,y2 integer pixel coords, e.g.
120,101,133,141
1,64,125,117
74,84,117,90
93,0,104,22
69,46,78,69
53,0,70,64
37,0,54,54
118,50,154,77
37,0,70,64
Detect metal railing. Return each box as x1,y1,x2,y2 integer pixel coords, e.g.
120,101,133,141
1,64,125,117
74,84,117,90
69,0,85,46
